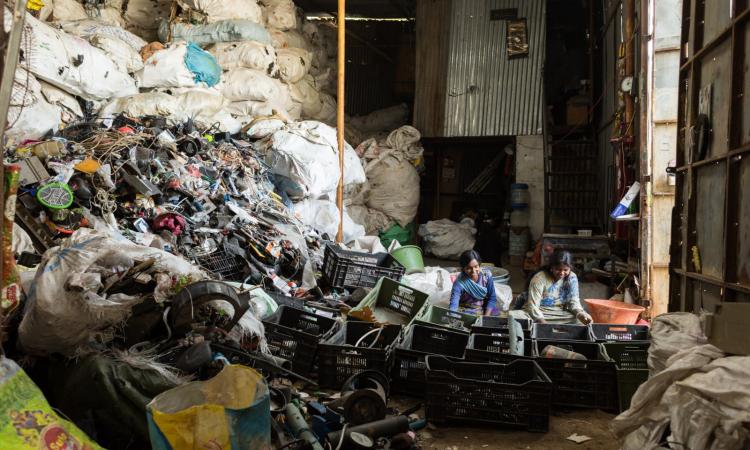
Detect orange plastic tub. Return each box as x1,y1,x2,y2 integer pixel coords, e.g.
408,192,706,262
584,299,645,324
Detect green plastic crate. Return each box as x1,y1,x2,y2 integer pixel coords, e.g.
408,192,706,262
412,305,478,334
349,278,429,326
601,342,650,412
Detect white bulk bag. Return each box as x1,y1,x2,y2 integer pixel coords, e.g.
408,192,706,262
40,81,84,123
59,19,148,51
270,29,308,49
5,69,62,142
262,0,296,30
289,75,322,118
350,103,410,132
365,154,420,227
255,121,365,198
170,87,227,119
418,218,477,260
51,0,88,22
13,11,137,100
124,0,172,42
90,34,144,73
276,47,311,83
311,93,337,124
210,41,277,73
137,43,199,88
177,0,263,24
99,92,186,122
220,68,290,105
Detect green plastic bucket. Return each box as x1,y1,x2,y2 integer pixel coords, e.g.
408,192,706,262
390,245,425,275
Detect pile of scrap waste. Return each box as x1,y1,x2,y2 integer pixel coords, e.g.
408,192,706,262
0,1,428,449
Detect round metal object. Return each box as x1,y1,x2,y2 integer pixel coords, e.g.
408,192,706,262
36,182,74,209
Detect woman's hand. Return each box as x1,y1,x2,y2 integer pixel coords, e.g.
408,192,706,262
576,311,593,324
537,318,547,324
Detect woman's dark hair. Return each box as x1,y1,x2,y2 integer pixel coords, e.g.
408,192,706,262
547,249,574,294
548,249,573,269
459,249,482,269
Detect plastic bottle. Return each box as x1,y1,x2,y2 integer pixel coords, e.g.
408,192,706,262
610,181,641,218
539,345,586,360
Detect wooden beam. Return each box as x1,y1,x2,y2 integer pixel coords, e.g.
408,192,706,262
335,0,346,243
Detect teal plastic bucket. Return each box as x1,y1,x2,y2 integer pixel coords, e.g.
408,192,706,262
390,245,425,274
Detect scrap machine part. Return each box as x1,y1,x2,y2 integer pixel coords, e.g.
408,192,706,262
168,280,251,337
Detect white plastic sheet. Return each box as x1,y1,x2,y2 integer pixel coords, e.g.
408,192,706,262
18,229,204,356
292,198,365,243
402,267,454,309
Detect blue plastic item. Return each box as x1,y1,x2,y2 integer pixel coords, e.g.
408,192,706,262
184,42,221,87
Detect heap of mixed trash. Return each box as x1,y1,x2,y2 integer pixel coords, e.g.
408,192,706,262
3,2,749,450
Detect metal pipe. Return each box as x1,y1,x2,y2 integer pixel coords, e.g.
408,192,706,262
284,403,325,450
624,0,635,134
326,416,410,446
335,0,346,243
0,0,28,295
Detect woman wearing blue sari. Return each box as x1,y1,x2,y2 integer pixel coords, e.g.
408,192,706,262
449,250,498,315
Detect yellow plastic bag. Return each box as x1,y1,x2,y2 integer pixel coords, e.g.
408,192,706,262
147,365,271,450
0,357,102,450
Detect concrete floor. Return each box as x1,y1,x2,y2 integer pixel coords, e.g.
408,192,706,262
417,410,620,450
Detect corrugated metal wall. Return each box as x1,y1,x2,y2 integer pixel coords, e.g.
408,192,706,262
414,0,545,137
413,0,450,136
444,0,545,136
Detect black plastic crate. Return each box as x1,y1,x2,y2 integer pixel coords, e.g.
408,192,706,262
317,321,402,389
263,306,339,375
348,278,429,326
532,323,592,342
473,315,532,331
424,356,552,432
602,342,650,412
391,325,470,396
322,243,405,289
590,324,649,342
533,340,618,411
465,333,533,361
412,305,478,334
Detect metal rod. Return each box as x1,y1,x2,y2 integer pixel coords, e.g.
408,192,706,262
335,0,346,243
0,0,29,303
624,0,635,134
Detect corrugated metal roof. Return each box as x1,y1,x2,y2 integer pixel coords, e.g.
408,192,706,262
443,0,546,137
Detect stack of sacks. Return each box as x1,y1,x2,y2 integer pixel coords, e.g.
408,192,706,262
253,121,367,243
100,42,239,131
3,7,139,140
347,124,424,236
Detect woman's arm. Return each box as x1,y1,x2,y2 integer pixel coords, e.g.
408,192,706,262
484,272,497,313
449,280,463,311
565,274,584,315
524,272,547,322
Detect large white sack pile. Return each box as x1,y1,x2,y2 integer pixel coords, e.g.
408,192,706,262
4,0,424,245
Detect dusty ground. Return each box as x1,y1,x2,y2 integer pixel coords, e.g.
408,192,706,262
416,410,619,450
